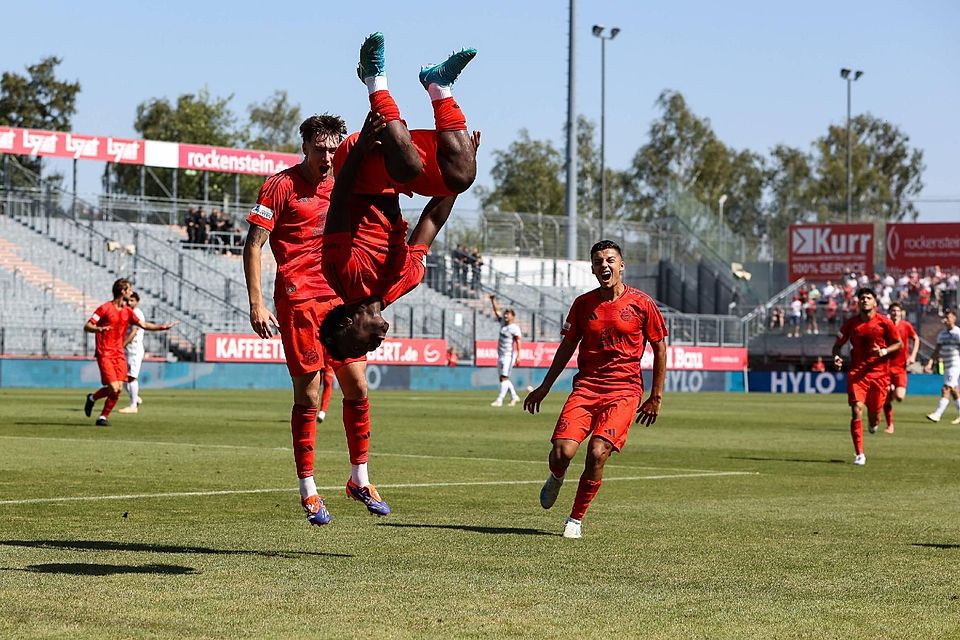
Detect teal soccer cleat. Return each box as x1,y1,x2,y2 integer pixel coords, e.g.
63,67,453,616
419,48,477,89
357,32,386,81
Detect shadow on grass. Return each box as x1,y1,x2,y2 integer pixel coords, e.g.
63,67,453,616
911,543,960,550
725,456,846,464
377,523,553,536
0,540,352,559
8,562,198,576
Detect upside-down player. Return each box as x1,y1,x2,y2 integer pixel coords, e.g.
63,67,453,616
882,301,919,433
832,288,902,465
83,279,174,426
243,114,390,528
320,32,479,360
524,241,668,539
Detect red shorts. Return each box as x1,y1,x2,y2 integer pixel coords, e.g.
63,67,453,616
97,356,127,385
333,129,455,198
323,233,426,307
889,369,908,390
847,376,887,412
275,296,364,376
552,388,642,452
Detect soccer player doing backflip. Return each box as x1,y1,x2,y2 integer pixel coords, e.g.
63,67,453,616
881,301,919,433
320,32,480,360
524,241,668,539
923,309,960,424
832,288,902,465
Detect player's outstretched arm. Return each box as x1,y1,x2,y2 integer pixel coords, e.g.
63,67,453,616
524,336,577,415
489,294,501,319
924,346,941,372
243,224,279,339
908,330,920,364
636,339,666,426
83,320,105,334
326,112,386,237
141,320,177,332
408,195,457,248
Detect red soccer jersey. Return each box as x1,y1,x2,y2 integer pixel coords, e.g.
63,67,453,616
560,286,668,395
837,313,899,383
889,319,917,373
89,301,141,359
247,166,336,303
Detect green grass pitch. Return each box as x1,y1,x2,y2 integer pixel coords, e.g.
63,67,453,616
1,388,958,639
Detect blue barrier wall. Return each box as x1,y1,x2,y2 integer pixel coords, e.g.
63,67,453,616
0,359,945,395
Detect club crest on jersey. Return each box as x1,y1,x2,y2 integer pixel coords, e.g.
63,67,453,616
562,321,571,331
250,204,274,220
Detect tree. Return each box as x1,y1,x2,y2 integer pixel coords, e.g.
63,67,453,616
476,129,564,215
245,90,302,153
108,89,239,202
809,114,924,222
765,144,815,255
0,56,81,188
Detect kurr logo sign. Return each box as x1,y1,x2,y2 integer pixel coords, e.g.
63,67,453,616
791,227,871,255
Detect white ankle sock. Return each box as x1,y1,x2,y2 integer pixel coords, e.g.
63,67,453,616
427,83,453,101
496,380,509,402
365,76,388,94
352,463,370,487
127,380,139,407
506,380,518,400
299,476,317,499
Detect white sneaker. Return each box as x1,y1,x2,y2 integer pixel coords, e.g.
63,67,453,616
539,474,564,509
926,413,941,423
562,517,582,539
118,406,138,414
317,410,326,424
136,396,143,405
508,397,519,407
853,454,866,466
951,416,960,425
490,399,503,407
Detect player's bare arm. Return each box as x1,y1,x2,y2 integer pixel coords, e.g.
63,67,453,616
243,223,279,339
325,112,387,237
408,195,458,247
83,320,107,334
140,320,177,332
908,332,920,364
832,335,847,370
489,294,501,320
871,339,902,358
636,339,667,426
123,326,139,348
524,336,577,415
924,345,941,373
513,335,521,367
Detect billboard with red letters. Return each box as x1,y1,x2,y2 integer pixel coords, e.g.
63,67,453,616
204,334,447,365
788,223,874,282
475,341,747,371
885,222,960,271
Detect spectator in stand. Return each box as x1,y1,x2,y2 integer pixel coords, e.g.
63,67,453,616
811,356,826,372
195,207,208,246
450,244,465,297
805,296,819,335
471,248,483,291
185,207,199,244
788,295,803,338
822,280,837,300
769,305,784,331
446,347,458,367
825,295,839,327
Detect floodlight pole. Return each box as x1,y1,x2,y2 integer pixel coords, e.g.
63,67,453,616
840,68,863,223
592,25,619,242
565,0,578,260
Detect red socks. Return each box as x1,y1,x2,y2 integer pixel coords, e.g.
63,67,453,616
320,370,334,414
570,476,602,521
101,389,119,418
883,402,893,427
291,404,317,479
92,387,110,401
343,398,371,465
432,97,466,131
369,90,401,123
850,418,863,455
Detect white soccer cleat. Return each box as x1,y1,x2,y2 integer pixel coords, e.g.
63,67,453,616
853,453,866,466
508,397,519,407
318,410,326,424
926,413,941,423
136,396,143,405
951,416,960,425
562,517,582,539
118,406,138,414
490,399,503,407
539,474,564,509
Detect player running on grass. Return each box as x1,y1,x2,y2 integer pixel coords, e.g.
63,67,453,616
923,309,960,424
320,32,480,360
881,301,919,433
83,279,174,426
489,294,522,407
524,240,668,539
244,114,390,528
118,291,146,414
832,288,902,465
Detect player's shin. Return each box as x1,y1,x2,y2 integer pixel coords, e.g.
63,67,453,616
343,397,371,473
291,404,318,484
850,418,864,455
570,475,602,521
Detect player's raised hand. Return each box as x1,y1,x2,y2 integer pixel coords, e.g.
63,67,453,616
355,111,386,153
833,354,844,370
635,394,661,426
470,130,481,152
249,302,279,339
523,385,548,415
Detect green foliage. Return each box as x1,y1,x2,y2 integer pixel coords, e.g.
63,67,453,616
0,56,80,189
244,90,302,153
1,389,958,638
476,129,565,215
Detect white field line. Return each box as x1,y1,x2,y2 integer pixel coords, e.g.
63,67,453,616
0,472,757,506
0,435,720,474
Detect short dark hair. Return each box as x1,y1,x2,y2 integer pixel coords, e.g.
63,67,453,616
112,278,131,298
888,301,902,311
128,291,140,302
590,240,622,258
299,114,347,145
947,309,957,318
855,287,876,300
319,304,351,361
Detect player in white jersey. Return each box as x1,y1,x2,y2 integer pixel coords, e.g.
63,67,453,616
489,294,522,407
924,310,960,424
119,292,146,414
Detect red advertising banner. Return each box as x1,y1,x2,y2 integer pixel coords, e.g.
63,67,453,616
0,125,298,175
475,341,747,371
0,126,144,164
178,144,299,176
885,223,960,271
204,334,447,365
788,223,874,282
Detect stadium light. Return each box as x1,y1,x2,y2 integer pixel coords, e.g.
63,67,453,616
718,194,728,241
592,24,620,241
839,67,864,223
